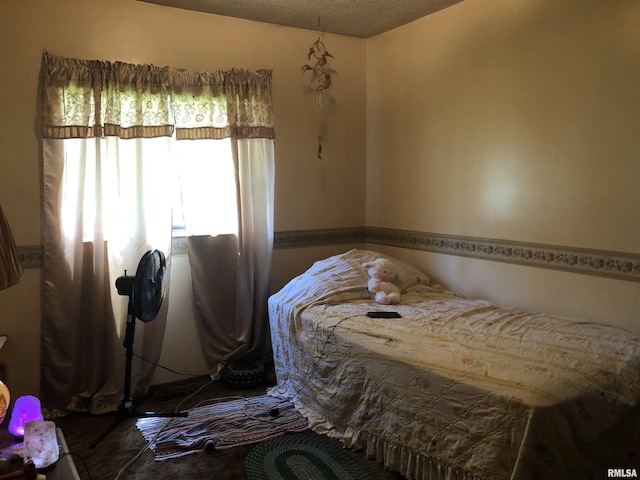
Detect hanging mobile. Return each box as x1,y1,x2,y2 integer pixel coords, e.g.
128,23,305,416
302,31,334,160
302,37,333,91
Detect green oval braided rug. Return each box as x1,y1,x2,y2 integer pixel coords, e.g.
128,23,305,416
245,433,375,480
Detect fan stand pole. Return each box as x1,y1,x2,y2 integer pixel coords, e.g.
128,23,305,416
89,305,187,449
122,313,136,413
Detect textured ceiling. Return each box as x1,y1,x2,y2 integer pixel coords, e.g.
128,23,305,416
138,0,463,38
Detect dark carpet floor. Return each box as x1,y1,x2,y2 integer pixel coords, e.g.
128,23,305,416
53,376,405,480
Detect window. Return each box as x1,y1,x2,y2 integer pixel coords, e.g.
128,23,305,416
41,53,275,413
171,138,238,237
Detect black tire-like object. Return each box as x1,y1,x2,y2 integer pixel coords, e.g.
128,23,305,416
221,362,266,389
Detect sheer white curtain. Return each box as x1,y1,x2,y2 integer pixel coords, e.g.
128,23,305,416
40,53,275,413
232,137,275,367
42,136,173,414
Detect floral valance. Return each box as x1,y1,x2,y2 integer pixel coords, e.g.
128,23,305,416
41,52,275,140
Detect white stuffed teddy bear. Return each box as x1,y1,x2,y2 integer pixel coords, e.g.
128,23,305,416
363,258,401,305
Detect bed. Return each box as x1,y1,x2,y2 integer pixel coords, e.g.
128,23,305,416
268,249,640,480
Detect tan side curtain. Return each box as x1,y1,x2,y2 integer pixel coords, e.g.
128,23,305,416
40,52,275,413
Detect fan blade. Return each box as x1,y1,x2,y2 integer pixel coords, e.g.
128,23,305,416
132,249,167,323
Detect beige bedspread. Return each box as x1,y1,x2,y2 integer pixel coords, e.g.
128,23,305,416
268,249,640,479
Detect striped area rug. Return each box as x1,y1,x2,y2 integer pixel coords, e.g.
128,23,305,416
136,395,308,461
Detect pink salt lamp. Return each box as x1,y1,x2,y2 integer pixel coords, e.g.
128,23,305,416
24,420,59,468
8,395,44,437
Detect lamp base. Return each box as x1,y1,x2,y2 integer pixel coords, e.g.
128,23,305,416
0,428,81,480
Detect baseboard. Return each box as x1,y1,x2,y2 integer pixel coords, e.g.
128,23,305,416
147,375,212,401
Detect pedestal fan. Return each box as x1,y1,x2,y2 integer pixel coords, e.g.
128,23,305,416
90,249,187,449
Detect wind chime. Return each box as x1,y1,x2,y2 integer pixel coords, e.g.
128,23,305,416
302,30,333,160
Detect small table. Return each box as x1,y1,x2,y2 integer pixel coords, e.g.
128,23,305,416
0,428,80,480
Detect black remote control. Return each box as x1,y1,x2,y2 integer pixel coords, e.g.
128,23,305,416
367,311,401,318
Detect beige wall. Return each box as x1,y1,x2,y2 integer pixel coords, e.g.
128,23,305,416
366,0,640,329
2,0,639,400
0,0,367,397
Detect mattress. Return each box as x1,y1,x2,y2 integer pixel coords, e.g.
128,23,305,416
268,249,640,479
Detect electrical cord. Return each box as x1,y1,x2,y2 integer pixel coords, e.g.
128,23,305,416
113,379,214,480
133,353,208,377
113,387,287,480
269,314,365,412
187,395,288,424
112,314,362,479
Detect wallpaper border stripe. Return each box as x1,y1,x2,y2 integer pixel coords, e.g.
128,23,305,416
274,227,640,283
18,245,43,269
273,227,366,249
19,228,640,283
